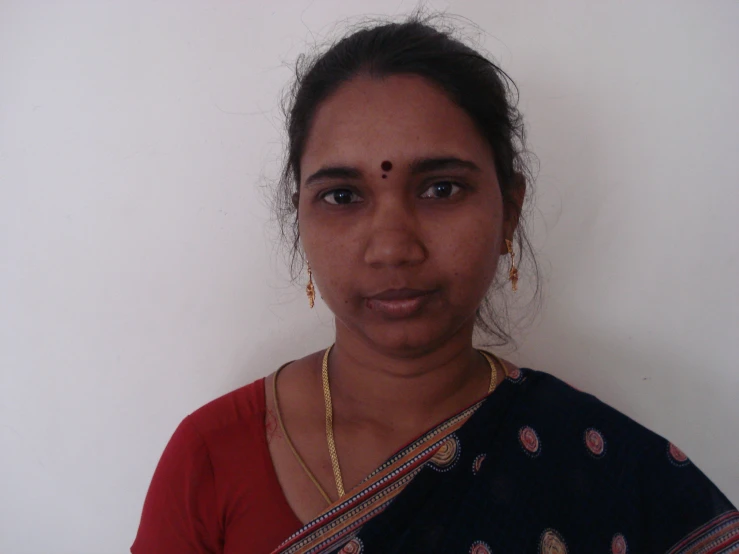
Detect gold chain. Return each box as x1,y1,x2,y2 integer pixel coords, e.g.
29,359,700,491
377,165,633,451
272,364,332,504
321,345,503,500
480,350,499,394
321,346,345,498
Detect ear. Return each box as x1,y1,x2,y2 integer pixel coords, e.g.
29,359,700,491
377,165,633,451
292,192,300,209
498,172,527,255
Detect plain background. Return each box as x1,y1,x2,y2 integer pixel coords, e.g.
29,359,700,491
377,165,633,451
2,1,738,552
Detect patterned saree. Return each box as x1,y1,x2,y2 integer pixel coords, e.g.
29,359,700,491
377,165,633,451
272,368,738,554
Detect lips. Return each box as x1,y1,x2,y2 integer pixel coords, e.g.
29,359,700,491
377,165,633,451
368,288,433,301
365,288,437,318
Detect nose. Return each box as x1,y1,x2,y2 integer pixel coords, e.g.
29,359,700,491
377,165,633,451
363,202,427,268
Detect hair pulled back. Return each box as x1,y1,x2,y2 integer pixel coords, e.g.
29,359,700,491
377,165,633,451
274,14,540,346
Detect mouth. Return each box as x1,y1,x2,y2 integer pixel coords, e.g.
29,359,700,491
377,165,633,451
364,288,438,318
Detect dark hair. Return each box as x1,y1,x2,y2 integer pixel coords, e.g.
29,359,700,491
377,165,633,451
273,14,541,347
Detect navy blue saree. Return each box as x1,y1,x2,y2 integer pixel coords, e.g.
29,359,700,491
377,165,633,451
274,367,738,553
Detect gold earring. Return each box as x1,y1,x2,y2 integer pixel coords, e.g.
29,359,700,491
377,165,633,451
505,239,519,292
306,263,316,308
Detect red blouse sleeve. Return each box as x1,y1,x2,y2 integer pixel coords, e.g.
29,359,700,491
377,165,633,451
131,416,221,553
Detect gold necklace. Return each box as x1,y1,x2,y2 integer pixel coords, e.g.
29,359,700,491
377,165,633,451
321,345,502,500
272,364,332,504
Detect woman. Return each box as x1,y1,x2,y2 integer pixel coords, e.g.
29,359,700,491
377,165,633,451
131,18,737,554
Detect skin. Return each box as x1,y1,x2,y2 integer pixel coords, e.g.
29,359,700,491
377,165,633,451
265,73,525,524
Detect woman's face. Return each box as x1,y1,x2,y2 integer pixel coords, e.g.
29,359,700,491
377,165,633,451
298,74,514,354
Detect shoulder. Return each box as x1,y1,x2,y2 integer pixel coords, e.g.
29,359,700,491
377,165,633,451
515,368,632,422
513,369,734,500
488,368,739,554
512,368,670,456
132,378,273,552
510,369,736,512
185,377,268,449
146,378,270,481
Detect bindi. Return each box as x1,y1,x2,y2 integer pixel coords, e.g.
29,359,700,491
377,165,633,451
381,160,392,179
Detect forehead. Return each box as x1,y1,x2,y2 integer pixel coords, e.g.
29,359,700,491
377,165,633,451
301,74,495,176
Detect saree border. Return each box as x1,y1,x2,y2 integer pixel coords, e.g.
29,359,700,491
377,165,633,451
271,399,484,554
665,510,739,553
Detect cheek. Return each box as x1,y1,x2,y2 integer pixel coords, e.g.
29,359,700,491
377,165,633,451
432,210,502,295
299,218,356,297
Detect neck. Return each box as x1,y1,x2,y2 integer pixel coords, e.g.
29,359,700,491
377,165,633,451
327,320,491,433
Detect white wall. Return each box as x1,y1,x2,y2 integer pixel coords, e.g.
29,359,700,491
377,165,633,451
1,1,737,552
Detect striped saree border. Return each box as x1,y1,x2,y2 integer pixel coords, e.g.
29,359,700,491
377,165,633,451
271,399,484,554
291,469,421,554
667,511,739,554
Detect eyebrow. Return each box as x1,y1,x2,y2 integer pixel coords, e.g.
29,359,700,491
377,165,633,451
303,156,481,188
304,166,361,187
409,156,481,174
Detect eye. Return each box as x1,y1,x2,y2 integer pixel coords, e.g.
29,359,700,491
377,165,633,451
420,181,462,199
321,189,362,205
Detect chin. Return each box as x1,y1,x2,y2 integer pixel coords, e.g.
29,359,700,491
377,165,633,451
349,317,465,358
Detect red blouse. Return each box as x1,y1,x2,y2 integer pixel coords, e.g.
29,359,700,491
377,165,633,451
131,378,302,553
